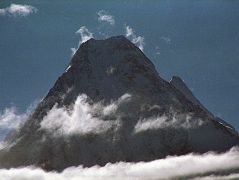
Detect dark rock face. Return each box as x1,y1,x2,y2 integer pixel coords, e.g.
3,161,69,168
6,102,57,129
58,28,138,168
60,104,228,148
0,36,238,171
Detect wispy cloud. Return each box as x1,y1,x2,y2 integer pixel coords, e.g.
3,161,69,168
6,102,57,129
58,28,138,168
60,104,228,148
71,26,94,56
97,10,115,25
0,4,38,17
125,26,145,51
76,26,94,44
134,112,204,133
0,147,239,179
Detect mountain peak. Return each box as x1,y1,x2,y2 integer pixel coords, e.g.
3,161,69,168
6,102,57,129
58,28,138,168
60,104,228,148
0,36,238,171
61,35,161,103
84,35,129,43
72,35,148,67
77,35,133,52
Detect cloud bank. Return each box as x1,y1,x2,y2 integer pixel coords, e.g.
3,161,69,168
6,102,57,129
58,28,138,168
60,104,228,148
0,4,37,17
97,10,115,25
125,26,145,51
0,147,239,180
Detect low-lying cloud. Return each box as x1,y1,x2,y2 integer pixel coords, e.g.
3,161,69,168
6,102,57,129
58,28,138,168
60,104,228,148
134,113,204,133
0,4,37,17
1,95,238,179
0,107,27,131
125,26,145,51
97,10,115,25
0,147,239,180
40,94,131,136
0,102,37,149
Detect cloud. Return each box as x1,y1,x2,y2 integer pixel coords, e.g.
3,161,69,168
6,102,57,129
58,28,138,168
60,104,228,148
134,112,204,133
125,26,145,51
40,94,131,136
0,4,38,17
0,102,37,149
192,173,239,180
0,105,35,135
97,10,115,25
71,26,94,56
0,147,239,179
76,26,94,44
0,108,27,131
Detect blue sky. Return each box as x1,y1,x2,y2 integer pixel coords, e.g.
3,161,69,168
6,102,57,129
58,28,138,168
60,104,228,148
0,0,239,129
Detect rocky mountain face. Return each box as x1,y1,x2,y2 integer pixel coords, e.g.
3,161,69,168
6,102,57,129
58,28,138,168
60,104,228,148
0,36,238,171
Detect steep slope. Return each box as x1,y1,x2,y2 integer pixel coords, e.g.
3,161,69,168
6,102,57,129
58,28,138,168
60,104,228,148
0,36,238,171
170,76,207,112
170,76,237,133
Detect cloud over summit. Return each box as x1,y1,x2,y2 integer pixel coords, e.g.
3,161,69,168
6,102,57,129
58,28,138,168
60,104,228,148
125,26,145,51
71,26,94,56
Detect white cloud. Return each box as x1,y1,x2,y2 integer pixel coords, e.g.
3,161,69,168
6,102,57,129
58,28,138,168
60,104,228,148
76,26,94,44
0,4,38,17
125,26,145,51
0,102,37,149
40,94,131,136
192,173,239,180
97,10,115,25
0,147,239,180
0,103,36,134
134,113,204,133
0,107,27,131
71,26,94,56
134,115,168,133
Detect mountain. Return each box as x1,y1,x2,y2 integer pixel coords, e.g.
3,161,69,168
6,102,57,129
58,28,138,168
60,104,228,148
0,36,238,171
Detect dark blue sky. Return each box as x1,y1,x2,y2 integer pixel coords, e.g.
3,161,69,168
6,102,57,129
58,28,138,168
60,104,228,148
0,0,239,129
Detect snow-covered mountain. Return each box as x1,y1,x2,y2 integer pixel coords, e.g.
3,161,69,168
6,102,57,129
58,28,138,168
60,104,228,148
0,36,238,171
